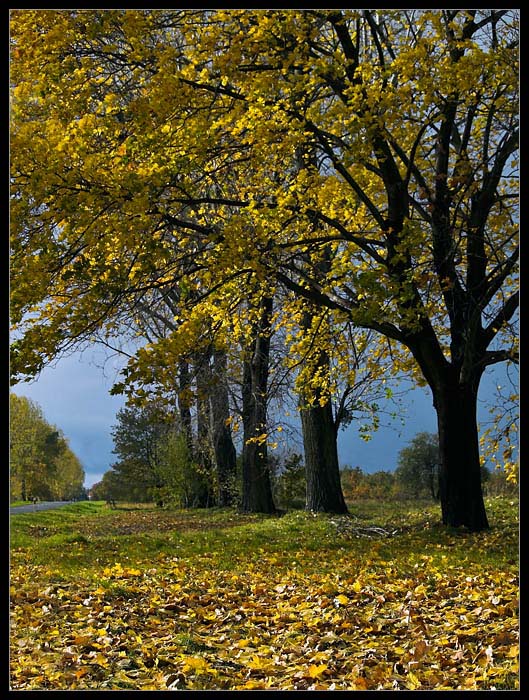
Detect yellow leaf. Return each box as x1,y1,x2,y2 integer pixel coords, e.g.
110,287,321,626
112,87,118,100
405,671,421,689
239,680,267,689
334,594,349,606
93,653,108,667
246,656,272,671
181,656,206,669
308,663,328,678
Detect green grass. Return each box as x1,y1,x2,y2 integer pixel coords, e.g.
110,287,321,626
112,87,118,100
10,496,518,578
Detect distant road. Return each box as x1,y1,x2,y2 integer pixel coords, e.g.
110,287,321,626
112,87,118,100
10,501,76,514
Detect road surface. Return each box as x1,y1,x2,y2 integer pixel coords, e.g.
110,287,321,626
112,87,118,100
10,501,76,514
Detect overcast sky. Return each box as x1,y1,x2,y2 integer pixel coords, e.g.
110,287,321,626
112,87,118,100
10,345,513,490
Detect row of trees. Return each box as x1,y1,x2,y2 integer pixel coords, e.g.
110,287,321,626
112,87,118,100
341,462,516,503
91,421,517,509
90,325,405,511
10,10,518,529
9,394,86,502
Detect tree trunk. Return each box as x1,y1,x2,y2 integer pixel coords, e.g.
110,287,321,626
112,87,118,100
300,399,349,513
211,348,237,506
428,461,440,501
177,359,193,452
433,380,489,531
297,303,348,514
194,352,215,508
241,296,276,513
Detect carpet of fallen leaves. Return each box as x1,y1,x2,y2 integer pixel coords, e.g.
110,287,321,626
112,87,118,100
10,501,519,690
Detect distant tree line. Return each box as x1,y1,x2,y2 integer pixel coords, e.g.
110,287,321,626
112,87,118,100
90,410,516,508
271,433,515,508
10,393,86,502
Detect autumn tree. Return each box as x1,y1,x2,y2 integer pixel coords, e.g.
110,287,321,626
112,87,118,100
53,448,86,501
113,294,263,509
178,9,518,529
395,432,440,500
90,469,124,503
9,393,85,501
10,394,47,500
8,9,391,516
10,10,518,530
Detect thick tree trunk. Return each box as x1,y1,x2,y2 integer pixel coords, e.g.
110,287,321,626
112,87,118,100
433,380,489,531
297,302,348,514
300,399,349,513
210,348,237,506
241,296,276,513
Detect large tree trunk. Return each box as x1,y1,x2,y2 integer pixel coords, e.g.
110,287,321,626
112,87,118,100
433,379,489,531
194,352,215,508
298,303,348,514
300,399,349,513
210,348,237,506
241,296,276,513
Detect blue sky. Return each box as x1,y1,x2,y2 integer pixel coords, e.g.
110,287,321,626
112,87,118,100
11,344,515,490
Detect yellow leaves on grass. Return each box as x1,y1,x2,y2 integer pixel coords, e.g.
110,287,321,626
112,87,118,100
10,511,519,691
102,563,143,578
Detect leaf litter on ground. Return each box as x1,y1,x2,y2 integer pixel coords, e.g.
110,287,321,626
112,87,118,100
10,498,519,690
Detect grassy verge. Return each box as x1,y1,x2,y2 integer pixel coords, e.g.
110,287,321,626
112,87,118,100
10,497,519,690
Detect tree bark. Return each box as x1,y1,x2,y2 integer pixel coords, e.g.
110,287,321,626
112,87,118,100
433,378,489,530
194,352,215,508
178,359,193,451
210,348,237,506
241,296,276,513
297,302,349,514
300,398,349,513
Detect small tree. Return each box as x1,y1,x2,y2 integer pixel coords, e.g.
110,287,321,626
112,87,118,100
274,453,306,510
110,404,170,495
395,432,440,500
155,429,213,508
90,469,124,503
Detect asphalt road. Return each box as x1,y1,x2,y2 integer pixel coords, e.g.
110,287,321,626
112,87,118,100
10,501,76,514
